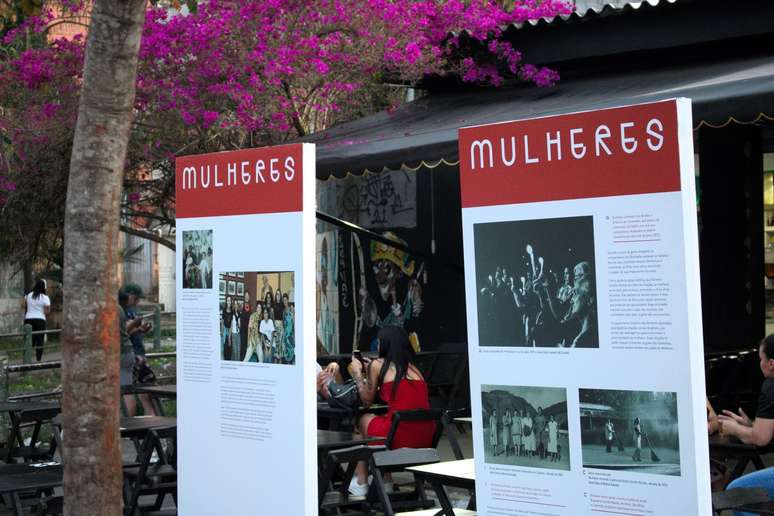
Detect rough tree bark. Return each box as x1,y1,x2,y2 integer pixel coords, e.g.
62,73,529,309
61,1,146,514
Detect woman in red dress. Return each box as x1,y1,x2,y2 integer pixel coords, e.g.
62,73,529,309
347,325,434,495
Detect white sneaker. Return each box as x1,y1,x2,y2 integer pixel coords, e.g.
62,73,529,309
348,475,371,497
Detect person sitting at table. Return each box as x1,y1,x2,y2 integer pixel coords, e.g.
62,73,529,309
316,361,343,400
718,335,774,508
347,325,434,496
708,399,720,436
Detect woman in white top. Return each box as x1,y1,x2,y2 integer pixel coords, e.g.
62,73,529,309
523,413,535,455
502,410,512,456
547,415,559,461
22,280,50,361
259,307,275,363
489,410,498,453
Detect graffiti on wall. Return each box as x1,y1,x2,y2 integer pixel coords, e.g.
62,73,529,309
317,169,417,229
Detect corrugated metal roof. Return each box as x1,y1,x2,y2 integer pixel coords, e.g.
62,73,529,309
513,0,681,28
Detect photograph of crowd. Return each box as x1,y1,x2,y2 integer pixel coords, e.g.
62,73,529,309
219,271,295,366
474,216,598,348
182,230,213,289
579,388,680,476
482,384,571,471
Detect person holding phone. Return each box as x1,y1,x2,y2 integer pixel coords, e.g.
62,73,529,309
346,325,434,496
119,288,151,416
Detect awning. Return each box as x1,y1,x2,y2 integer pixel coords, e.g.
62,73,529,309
305,54,774,179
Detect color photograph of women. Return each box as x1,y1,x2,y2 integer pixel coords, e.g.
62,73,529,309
579,388,681,476
482,384,570,471
474,216,598,348
182,230,213,289
219,271,295,365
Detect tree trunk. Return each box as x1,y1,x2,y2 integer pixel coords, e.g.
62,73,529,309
62,1,146,515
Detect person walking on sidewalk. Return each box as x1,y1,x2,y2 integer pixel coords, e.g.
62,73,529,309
22,279,50,361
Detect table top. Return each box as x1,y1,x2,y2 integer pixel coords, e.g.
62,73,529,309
317,402,388,416
738,501,774,515
0,462,62,494
133,384,177,397
120,416,177,438
317,430,380,450
709,434,774,453
0,400,61,414
407,458,476,484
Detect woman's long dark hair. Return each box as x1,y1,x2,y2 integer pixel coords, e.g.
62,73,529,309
376,325,417,398
30,280,46,300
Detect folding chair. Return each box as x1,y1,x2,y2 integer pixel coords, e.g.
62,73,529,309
318,444,385,516
3,407,60,464
370,409,445,516
441,409,468,460
123,426,177,516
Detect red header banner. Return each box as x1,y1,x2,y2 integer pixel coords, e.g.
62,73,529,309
458,100,681,208
175,144,303,218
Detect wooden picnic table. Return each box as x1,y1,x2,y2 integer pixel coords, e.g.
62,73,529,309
0,400,60,415
407,459,476,516
736,501,774,515
0,401,60,464
317,401,388,430
133,384,177,398
317,430,380,452
709,434,774,483
120,416,177,440
132,384,177,416
0,462,62,516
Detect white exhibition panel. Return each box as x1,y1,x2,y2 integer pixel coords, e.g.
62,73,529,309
175,144,316,515
459,99,711,515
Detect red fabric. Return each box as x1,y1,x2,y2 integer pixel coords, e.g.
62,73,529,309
367,379,435,449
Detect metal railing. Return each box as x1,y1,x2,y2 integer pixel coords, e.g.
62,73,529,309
0,351,177,401
0,306,165,364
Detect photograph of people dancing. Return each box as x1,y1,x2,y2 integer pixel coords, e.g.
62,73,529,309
474,216,598,348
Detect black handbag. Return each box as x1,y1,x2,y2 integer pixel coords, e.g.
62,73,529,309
327,380,361,411
133,361,157,384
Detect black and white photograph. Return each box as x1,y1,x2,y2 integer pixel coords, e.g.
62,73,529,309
474,216,598,348
219,271,296,365
579,388,680,476
482,384,570,471
182,229,213,289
